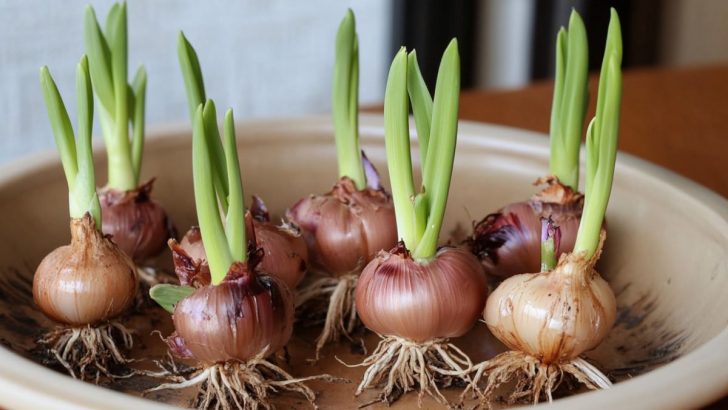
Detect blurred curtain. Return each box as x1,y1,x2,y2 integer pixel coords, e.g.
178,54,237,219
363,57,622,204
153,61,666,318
392,0,663,91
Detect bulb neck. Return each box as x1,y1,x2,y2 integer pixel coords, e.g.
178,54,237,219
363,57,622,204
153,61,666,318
70,213,102,245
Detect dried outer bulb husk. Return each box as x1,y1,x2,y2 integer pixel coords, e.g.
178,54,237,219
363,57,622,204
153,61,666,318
346,243,488,406
466,176,584,279
286,176,397,276
100,179,176,262
33,213,138,381
470,231,617,404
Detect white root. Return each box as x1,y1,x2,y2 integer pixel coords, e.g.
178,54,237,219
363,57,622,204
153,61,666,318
38,320,135,382
146,348,340,410
466,351,612,405
295,274,359,358
340,335,475,408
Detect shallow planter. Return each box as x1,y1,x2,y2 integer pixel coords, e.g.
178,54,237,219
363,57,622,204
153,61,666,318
0,114,726,409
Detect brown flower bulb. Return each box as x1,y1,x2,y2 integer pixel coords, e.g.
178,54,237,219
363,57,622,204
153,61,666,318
356,244,488,342
99,179,176,262
169,263,294,364
33,214,138,325
286,177,397,276
467,177,583,279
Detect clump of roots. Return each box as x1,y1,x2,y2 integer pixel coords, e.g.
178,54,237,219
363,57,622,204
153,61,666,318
37,320,135,382
466,350,612,405
295,273,359,358
147,349,339,410
343,335,474,408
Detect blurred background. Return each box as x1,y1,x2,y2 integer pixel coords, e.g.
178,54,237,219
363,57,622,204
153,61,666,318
1,0,726,163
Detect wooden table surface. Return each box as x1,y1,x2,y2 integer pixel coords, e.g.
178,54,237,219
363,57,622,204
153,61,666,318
457,64,728,409
459,65,728,199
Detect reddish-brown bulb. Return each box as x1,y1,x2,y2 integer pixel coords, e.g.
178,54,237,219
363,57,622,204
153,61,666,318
169,263,294,364
170,206,308,291
286,177,397,276
467,177,583,279
99,179,175,262
356,244,488,343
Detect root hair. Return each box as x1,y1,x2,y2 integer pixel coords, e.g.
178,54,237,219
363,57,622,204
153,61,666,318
147,348,340,410
296,274,359,359
341,335,474,408
38,320,134,382
467,351,612,405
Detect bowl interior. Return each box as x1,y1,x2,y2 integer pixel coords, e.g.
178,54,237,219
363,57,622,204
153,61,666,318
0,115,726,409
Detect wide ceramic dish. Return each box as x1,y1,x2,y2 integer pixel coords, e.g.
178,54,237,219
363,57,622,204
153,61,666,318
0,114,725,409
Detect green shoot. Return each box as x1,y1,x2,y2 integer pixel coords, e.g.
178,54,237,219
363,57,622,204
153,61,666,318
40,57,102,229
84,2,146,190
149,284,195,313
573,9,623,259
333,10,366,189
130,66,146,182
541,238,557,271
384,48,418,248
549,9,588,191
407,50,433,172
223,109,246,262
540,218,560,271
384,40,462,261
178,32,229,211
193,101,248,285
413,40,460,260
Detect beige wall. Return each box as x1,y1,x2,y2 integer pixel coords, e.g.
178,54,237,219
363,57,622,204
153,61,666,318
0,1,391,163
660,0,728,66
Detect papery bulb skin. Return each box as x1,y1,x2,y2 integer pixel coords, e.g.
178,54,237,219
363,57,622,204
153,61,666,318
169,229,211,288
178,226,207,262
33,214,138,326
171,263,294,364
100,179,176,262
171,219,308,291
286,177,397,276
484,251,616,364
254,221,308,289
356,244,488,343
467,176,583,279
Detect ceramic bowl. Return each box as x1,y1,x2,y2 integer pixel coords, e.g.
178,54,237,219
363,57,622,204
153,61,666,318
0,115,725,409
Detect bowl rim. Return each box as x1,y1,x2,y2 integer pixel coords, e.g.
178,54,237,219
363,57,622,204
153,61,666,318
0,114,725,409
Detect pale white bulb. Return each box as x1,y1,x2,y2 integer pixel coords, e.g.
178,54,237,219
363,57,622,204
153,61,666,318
484,252,616,364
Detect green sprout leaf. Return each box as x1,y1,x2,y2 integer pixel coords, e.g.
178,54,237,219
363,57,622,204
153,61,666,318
192,103,234,285
223,109,246,262
574,9,623,259
149,284,195,314
84,5,114,115
384,40,462,260
40,57,101,229
130,65,147,182
549,9,588,191
177,32,206,120
178,34,229,211
84,2,139,190
333,9,365,189
384,47,417,248
407,50,433,172
413,39,460,260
